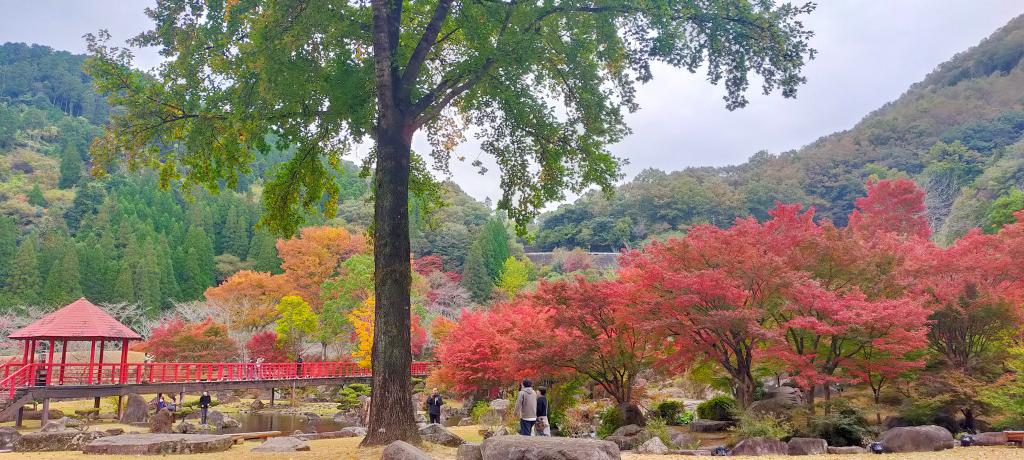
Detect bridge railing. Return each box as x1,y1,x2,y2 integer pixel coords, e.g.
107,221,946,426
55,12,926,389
0,361,437,390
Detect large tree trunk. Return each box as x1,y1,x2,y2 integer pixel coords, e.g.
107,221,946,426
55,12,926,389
361,127,420,446
734,371,755,409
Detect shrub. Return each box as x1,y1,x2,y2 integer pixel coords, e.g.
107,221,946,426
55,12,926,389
734,412,794,440
335,383,371,410
808,405,871,447
597,406,625,438
561,401,605,437
655,400,694,425
697,395,738,422
548,379,586,432
645,416,673,447
470,401,490,423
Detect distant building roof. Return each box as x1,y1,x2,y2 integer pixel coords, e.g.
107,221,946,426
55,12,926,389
9,298,142,341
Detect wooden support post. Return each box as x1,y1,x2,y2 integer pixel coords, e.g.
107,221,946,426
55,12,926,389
21,340,28,365
97,341,105,383
119,339,128,384
116,395,123,419
87,340,96,385
58,340,67,384
14,406,23,428
269,388,275,407
45,339,54,386
41,398,49,425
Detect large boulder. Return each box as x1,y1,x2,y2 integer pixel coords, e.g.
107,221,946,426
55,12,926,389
489,399,510,411
120,394,149,423
690,420,733,432
14,431,107,452
174,422,195,434
457,443,483,460
82,434,233,455
828,446,867,454
729,437,788,456
150,409,174,433
480,435,620,460
604,424,654,450
481,426,511,439
973,431,1008,446
879,425,954,453
419,423,465,447
40,417,68,432
748,386,803,416
381,440,431,460
0,426,21,450
787,437,828,455
670,432,699,449
635,437,669,455
251,436,310,452
332,410,363,427
206,410,225,427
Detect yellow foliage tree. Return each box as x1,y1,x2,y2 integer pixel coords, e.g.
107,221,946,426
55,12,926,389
348,297,427,368
349,298,376,368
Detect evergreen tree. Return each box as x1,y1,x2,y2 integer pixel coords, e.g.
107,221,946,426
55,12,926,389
64,181,106,234
461,240,492,303
42,245,81,306
78,235,118,303
58,143,83,189
248,230,283,274
113,259,134,303
134,245,162,313
224,206,250,258
27,184,47,207
156,236,180,306
478,219,512,281
180,226,215,299
2,236,42,307
0,216,16,290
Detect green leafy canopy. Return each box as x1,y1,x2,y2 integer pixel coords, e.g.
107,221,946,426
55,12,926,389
85,0,815,235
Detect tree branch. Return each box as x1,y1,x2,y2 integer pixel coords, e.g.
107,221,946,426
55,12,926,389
399,0,454,103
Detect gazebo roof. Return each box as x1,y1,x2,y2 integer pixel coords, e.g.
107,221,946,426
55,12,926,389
9,298,142,341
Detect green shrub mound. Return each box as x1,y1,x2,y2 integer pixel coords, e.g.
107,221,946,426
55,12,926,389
807,406,872,447
697,395,737,422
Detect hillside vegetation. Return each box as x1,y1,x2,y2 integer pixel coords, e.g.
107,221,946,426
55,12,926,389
536,13,1024,250
0,43,499,313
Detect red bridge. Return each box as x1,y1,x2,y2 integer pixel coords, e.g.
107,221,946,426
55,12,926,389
0,298,436,425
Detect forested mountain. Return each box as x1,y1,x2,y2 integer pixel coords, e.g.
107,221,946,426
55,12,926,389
0,42,497,312
536,13,1024,251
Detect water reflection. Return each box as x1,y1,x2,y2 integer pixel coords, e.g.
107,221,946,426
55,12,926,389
222,412,344,434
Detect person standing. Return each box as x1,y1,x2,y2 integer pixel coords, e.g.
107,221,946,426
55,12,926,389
515,379,538,435
296,355,304,378
426,388,444,424
198,391,212,425
535,386,551,436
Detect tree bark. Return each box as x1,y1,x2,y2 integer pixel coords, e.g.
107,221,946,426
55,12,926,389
734,372,755,409
361,125,420,446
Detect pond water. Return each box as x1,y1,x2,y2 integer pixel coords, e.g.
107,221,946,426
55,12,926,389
221,412,345,434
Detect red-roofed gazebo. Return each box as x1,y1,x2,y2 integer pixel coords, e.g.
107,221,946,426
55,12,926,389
9,298,142,386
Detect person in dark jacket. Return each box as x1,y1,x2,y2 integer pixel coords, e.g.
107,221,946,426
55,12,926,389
535,386,550,435
198,391,212,425
296,356,304,377
426,388,444,424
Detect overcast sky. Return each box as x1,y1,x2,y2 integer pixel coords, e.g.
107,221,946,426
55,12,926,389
1,1,1022,206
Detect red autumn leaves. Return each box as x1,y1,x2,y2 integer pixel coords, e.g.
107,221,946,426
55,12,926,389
437,178,1024,409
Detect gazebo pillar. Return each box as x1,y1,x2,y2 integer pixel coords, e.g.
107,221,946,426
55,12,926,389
87,340,96,385
45,339,54,386
97,341,105,384
58,340,68,385
119,339,129,384
21,340,28,365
